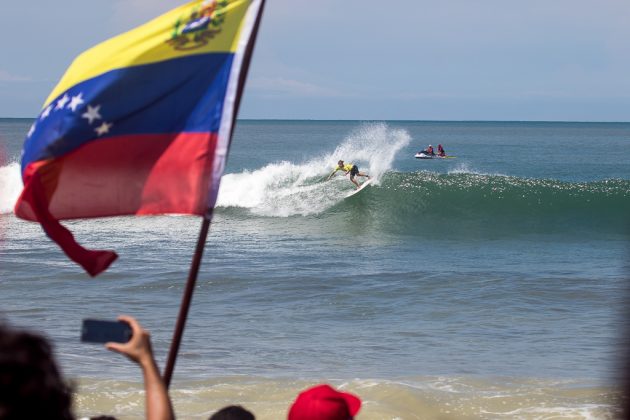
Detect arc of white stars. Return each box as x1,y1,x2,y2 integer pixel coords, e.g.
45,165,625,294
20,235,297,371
82,104,102,124
40,104,53,120
55,94,70,110
95,121,113,136
67,93,85,112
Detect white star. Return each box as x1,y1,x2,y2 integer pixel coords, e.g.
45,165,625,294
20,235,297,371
95,121,113,136
55,94,70,110
40,105,53,120
27,123,36,137
67,93,85,112
82,105,102,124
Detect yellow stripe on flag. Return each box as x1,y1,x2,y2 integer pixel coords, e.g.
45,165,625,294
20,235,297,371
45,0,251,108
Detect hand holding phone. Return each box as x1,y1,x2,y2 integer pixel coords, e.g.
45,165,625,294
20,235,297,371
94,316,173,419
104,315,154,366
81,319,132,344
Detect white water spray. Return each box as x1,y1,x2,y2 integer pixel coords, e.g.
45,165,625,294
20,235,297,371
0,161,21,214
216,122,410,217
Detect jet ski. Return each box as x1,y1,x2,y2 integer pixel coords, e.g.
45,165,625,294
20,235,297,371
415,152,455,159
415,151,436,159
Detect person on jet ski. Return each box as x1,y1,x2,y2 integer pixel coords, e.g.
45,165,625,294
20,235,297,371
422,145,435,156
437,144,446,157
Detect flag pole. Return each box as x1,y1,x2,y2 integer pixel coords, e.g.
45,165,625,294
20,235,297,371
161,0,266,388
163,214,212,388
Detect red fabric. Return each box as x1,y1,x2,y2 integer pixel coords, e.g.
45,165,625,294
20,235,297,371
14,132,218,276
288,384,361,420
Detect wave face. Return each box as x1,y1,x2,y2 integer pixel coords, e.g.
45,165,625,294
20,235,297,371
216,168,629,238
350,171,629,235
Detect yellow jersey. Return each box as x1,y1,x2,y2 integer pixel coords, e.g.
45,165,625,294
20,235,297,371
332,163,353,174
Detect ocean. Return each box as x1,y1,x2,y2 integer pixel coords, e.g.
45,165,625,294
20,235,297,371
1,119,629,419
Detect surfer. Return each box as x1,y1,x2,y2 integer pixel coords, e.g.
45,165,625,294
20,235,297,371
326,160,370,189
437,144,446,157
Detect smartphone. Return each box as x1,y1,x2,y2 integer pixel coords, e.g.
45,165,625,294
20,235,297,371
81,319,132,344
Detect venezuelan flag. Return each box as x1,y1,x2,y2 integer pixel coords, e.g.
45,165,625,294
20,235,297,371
14,0,265,276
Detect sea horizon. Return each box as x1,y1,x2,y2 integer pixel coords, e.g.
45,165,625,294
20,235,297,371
2,116,630,124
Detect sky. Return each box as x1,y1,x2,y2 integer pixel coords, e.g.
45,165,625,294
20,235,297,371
0,0,629,121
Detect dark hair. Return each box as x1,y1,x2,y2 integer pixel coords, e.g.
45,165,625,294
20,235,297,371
0,324,74,420
209,405,255,420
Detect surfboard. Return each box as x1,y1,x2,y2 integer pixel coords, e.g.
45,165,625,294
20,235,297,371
345,178,372,198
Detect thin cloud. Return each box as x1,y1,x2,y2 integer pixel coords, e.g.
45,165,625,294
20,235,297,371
391,91,461,100
0,70,30,82
248,77,346,98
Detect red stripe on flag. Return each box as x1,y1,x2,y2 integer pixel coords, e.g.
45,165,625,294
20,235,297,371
15,132,218,276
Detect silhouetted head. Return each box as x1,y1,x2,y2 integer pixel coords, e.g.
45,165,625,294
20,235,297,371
337,160,344,166
0,323,74,420
209,405,255,420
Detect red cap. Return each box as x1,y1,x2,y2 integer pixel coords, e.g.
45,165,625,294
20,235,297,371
288,384,362,420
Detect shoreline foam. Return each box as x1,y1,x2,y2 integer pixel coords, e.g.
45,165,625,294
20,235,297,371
74,375,622,419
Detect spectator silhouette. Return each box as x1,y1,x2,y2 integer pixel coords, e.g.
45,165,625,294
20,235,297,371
0,323,74,420
209,405,255,420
